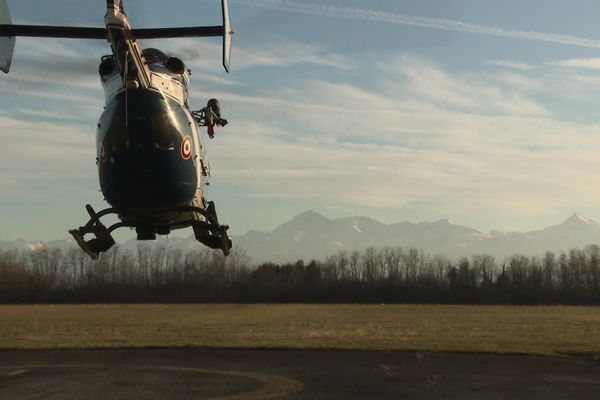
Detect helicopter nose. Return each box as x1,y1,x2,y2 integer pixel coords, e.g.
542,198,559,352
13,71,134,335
100,147,198,212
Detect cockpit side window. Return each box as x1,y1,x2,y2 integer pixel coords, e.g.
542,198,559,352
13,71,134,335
142,48,167,65
109,108,128,150
153,112,178,150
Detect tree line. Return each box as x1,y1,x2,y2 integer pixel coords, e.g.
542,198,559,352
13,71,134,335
1,244,600,304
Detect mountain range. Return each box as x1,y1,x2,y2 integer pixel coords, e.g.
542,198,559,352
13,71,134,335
2,212,600,263
234,211,600,262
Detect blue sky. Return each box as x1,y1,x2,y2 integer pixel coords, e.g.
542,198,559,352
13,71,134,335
4,0,600,241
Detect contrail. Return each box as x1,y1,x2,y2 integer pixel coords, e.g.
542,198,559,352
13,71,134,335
232,0,600,49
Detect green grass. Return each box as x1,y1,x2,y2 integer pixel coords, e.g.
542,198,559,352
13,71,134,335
1,304,599,356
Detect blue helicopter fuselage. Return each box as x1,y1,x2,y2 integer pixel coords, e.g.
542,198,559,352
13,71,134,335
96,50,208,231
98,90,197,210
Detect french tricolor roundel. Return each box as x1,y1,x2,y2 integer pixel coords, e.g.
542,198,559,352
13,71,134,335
181,136,193,160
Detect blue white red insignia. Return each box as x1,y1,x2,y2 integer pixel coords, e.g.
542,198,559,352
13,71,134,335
181,136,193,160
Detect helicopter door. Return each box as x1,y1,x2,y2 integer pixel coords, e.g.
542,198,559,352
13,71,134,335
0,0,15,73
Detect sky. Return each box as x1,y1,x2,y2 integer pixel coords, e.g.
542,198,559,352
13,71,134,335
4,0,600,241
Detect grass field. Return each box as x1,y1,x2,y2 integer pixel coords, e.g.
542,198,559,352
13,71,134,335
1,304,600,356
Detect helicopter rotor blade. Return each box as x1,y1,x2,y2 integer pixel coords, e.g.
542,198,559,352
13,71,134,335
0,0,233,74
135,26,225,39
0,25,106,39
222,0,233,72
0,25,229,39
0,0,15,73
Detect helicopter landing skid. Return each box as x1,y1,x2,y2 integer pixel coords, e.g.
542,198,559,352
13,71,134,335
69,203,232,260
69,205,121,260
193,221,232,256
177,202,232,256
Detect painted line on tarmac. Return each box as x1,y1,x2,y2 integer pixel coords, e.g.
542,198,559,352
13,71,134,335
155,366,304,400
2,364,304,400
7,369,29,376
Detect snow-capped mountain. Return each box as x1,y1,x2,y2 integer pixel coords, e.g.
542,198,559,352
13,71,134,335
3,212,600,263
235,211,487,262
474,213,600,258
0,238,75,252
233,211,600,263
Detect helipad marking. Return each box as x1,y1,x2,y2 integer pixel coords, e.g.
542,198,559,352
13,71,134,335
7,369,28,376
3,364,304,400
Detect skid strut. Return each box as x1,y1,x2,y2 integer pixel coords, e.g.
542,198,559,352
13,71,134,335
175,202,232,256
69,205,119,260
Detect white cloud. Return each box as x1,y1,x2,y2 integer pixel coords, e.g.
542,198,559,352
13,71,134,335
192,71,241,87
3,48,583,223
547,58,600,70
496,73,542,93
486,60,535,71
232,41,352,70
4,21,600,237
201,54,600,228
0,114,95,193
148,38,354,72
233,0,600,49
379,55,549,117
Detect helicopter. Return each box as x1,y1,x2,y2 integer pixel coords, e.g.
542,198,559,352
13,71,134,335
0,0,234,259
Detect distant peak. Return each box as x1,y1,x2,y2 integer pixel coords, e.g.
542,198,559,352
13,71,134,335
290,210,330,223
435,218,455,225
564,213,596,226
296,210,326,217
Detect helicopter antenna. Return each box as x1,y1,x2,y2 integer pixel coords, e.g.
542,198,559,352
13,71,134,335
0,0,233,73
124,50,129,127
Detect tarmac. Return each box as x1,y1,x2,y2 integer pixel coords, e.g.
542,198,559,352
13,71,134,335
1,349,599,399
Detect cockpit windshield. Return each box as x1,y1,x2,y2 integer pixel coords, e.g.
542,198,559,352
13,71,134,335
142,48,167,65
